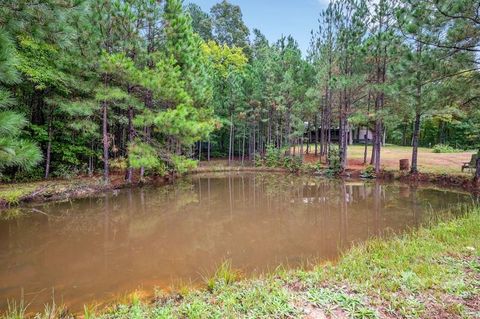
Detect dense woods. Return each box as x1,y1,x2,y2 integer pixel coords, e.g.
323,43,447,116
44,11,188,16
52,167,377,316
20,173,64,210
0,0,479,183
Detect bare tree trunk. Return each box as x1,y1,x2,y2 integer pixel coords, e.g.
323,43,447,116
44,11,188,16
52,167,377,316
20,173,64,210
102,102,109,184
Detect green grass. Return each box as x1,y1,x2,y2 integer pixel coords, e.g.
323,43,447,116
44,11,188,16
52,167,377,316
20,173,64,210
3,208,479,318
0,186,36,206
347,144,476,175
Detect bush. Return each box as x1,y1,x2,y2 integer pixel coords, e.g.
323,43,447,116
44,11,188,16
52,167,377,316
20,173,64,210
432,144,461,153
254,152,264,167
11,167,44,182
327,146,342,175
282,155,302,172
265,144,282,167
109,157,128,171
52,164,80,179
171,155,198,174
360,165,376,179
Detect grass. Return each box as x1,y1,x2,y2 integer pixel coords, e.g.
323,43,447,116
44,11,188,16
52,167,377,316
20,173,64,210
347,144,476,175
3,207,479,319
0,178,107,210
0,186,36,206
300,144,476,175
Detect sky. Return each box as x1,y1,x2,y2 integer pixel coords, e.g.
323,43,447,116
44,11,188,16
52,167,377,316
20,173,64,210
187,0,330,55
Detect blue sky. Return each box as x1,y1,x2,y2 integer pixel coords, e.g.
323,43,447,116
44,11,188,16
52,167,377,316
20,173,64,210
187,0,330,54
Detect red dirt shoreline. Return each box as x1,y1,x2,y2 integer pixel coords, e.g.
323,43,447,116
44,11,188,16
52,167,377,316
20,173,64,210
1,164,478,210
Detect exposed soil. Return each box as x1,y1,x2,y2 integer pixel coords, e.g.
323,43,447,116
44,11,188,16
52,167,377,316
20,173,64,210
0,171,175,210
1,155,478,211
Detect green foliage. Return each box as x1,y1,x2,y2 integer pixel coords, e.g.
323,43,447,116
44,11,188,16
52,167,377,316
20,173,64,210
210,0,250,50
254,145,304,172
327,146,342,175
17,36,71,93
170,155,198,174
0,111,42,174
154,104,216,146
432,144,462,153
0,0,478,181
264,144,283,167
128,141,166,175
205,260,240,292
281,156,303,172
360,165,376,179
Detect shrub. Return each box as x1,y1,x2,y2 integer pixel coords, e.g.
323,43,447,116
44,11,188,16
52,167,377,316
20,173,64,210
432,144,461,153
360,165,376,178
282,155,302,172
327,146,342,175
109,157,128,171
52,164,81,179
265,144,282,167
254,152,264,167
171,155,198,174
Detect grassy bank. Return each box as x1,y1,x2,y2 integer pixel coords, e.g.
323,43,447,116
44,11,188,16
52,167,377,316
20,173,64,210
305,144,476,176
4,207,479,319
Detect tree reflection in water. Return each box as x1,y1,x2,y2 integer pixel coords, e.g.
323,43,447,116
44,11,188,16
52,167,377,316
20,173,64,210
0,172,476,312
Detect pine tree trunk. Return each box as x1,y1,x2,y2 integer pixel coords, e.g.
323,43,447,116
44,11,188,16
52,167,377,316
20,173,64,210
374,119,382,174
228,114,233,166
411,42,423,175
300,138,304,162
363,129,368,165
88,141,94,177
410,111,421,174
306,123,311,155
339,90,348,172
44,116,52,179
242,132,245,165
370,132,376,166
126,105,134,183
207,139,211,161
314,114,319,156
474,157,480,186
102,102,109,184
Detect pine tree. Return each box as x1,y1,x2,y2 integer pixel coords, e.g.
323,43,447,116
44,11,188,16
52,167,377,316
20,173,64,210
0,28,42,176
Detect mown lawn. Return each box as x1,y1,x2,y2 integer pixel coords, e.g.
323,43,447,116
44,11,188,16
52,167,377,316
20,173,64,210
301,144,476,175
348,145,476,175
5,207,479,318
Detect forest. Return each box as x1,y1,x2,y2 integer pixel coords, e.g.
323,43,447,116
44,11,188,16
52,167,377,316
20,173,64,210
0,0,479,184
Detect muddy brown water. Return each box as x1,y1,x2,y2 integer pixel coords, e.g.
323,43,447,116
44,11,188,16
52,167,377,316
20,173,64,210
0,172,476,312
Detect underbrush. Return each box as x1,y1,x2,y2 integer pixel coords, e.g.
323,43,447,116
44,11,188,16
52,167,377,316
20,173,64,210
254,144,303,172
432,144,464,153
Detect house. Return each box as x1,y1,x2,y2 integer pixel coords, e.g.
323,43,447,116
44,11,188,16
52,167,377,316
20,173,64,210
305,126,374,145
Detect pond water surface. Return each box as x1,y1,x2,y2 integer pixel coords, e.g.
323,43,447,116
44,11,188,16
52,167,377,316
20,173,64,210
0,172,476,312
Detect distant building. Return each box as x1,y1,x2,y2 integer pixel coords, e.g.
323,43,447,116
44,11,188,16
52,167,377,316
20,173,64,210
306,126,374,145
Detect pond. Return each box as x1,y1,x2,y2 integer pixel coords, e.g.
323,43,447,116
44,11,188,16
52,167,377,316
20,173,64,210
0,172,476,312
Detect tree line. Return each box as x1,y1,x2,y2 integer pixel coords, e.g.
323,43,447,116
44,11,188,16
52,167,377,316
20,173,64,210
0,0,479,183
